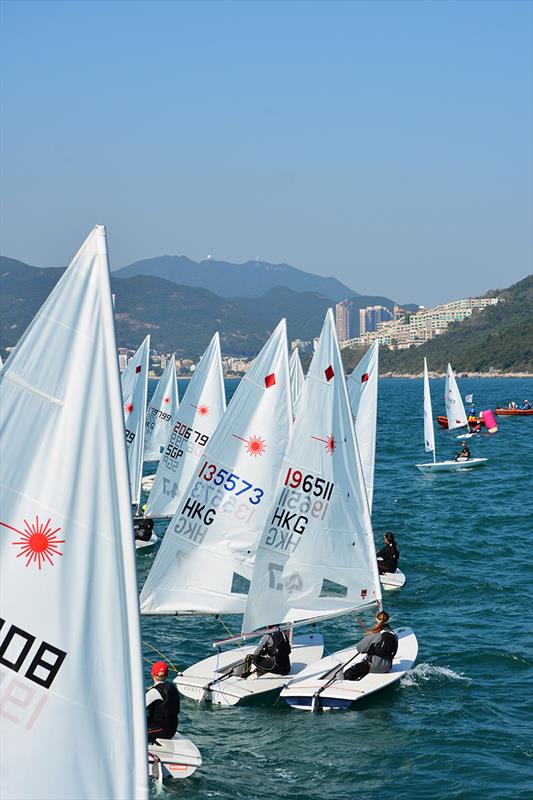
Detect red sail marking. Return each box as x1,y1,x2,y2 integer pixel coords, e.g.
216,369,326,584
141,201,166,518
135,365,142,374
324,365,334,382
163,396,170,404
1,516,65,570
232,434,266,457
191,403,209,416
264,373,276,389
361,372,369,383
124,401,134,413
311,434,336,454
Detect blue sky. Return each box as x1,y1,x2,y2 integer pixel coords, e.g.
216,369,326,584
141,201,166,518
1,0,531,305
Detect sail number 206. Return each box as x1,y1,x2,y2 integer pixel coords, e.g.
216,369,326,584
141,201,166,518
284,468,334,500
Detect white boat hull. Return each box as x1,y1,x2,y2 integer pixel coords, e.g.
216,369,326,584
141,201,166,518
280,626,417,711
415,458,488,472
175,632,324,706
379,569,406,591
148,733,202,780
135,532,158,550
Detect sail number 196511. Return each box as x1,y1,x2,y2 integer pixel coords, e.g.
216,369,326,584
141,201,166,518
284,468,334,500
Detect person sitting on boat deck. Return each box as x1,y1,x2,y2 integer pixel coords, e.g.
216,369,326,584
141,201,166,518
134,505,154,541
455,442,470,461
376,532,399,575
343,610,398,682
521,400,531,410
240,627,291,678
146,661,180,743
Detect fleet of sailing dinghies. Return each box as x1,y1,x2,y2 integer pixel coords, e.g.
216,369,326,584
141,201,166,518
0,226,150,800
143,333,226,520
140,319,294,617
143,354,179,462
122,335,150,508
415,359,488,472
289,347,305,415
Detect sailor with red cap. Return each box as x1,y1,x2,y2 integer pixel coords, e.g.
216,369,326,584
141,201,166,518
146,661,180,743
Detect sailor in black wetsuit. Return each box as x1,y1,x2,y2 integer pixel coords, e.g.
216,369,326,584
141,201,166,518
146,661,180,743
241,627,292,678
376,532,399,575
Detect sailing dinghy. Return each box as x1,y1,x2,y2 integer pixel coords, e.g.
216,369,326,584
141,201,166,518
347,342,405,591
0,228,150,798
141,320,324,704
211,311,415,710
143,354,179,463
143,333,225,521
415,359,487,472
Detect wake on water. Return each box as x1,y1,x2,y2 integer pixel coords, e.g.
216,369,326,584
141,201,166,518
400,663,471,687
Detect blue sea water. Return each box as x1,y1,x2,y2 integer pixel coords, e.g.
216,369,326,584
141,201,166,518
139,377,533,800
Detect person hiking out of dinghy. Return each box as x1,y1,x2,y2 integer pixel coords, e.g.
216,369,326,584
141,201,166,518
240,627,291,678
455,442,470,462
343,611,398,682
146,661,180,743
376,532,399,574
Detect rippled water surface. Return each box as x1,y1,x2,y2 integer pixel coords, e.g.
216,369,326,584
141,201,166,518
140,377,533,800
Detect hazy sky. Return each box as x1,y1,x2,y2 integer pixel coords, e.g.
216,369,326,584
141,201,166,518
1,0,531,305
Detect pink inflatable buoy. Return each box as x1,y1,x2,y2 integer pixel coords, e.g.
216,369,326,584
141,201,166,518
481,409,498,433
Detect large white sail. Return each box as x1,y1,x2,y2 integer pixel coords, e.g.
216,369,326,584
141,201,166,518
144,333,225,519
347,340,379,513
143,355,179,462
122,335,150,507
0,227,148,800
242,309,382,635
445,362,468,430
289,347,305,416
140,320,292,616
423,358,436,457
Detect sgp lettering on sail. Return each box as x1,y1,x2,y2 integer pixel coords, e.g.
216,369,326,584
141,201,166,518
0,618,66,732
163,420,209,473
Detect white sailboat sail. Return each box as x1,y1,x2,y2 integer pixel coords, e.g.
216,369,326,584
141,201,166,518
289,347,305,415
143,355,179,462
143,333,225,519
423,358,436,458
140,319,292,616
242,309,382,635
122,335,150,507
347,340,379,513
445,363,468,430
0,226,148,800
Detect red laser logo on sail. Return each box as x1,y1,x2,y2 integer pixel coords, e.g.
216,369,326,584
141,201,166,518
1,516,65,570
124,401,134,413
232,433,266,457
191,403,209,416
311,433,336,454
163,396,170,404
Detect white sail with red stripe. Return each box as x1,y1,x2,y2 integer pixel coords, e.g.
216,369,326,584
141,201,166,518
122,335,150,507
0,226,148,800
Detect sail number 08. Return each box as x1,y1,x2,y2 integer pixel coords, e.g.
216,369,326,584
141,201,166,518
284,468,334,500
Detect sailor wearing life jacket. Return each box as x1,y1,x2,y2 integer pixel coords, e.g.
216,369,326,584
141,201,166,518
376,532,400,574
146,661,180,743
343,610,398,682
242,627,292,677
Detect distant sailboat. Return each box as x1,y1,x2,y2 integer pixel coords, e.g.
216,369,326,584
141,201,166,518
122,335,150,510
416,359,488,472
143,354,179,462
143,333,225,520
0,226,150,799
289,347,305,415
347,342,405,591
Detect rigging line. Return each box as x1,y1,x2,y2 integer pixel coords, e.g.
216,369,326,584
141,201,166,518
218,617,245,650
143,640,179,673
